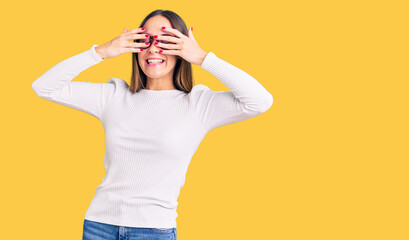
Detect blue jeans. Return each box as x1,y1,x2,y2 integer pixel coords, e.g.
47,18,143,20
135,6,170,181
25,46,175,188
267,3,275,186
82,219,177,240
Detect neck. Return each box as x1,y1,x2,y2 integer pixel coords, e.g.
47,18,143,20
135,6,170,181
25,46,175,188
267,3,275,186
145,79,175,90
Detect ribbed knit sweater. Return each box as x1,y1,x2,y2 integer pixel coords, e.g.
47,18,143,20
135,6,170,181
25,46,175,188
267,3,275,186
32,44,273,228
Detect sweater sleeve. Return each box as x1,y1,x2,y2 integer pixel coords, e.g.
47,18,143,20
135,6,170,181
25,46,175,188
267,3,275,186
32,44,120,121
190,52,273,132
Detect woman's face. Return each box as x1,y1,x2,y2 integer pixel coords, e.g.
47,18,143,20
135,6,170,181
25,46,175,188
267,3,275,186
137,15,178,83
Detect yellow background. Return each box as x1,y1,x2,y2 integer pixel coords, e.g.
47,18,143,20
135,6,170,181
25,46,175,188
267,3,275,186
1,0,408,239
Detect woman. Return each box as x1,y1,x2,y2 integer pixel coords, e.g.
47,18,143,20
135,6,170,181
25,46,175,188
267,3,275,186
32,9,273,240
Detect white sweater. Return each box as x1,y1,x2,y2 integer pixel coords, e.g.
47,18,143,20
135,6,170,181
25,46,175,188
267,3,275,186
32,44,273,228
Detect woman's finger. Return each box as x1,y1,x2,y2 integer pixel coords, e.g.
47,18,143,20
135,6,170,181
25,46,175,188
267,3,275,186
160,26,185,39
155,35,181,45
157,49,181,56
124,33,148,42
130,41,150,49
126,47,144,53
154,41,180,50
131,37,151,50
122,28,146,37
121,30,151,50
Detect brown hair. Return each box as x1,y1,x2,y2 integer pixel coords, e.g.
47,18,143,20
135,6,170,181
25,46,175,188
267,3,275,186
129,9,194,94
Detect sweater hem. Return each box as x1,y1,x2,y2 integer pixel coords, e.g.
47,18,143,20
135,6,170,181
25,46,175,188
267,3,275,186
84,215,177,228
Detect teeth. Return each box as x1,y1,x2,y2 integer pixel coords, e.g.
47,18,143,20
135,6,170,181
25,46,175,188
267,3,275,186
147,59,164,63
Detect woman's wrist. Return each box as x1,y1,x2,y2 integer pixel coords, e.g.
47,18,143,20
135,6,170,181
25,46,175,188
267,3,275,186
95,46,106,59
198,50,208,66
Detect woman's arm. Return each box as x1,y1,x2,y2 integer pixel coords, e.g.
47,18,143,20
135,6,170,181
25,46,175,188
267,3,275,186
32,45,118,121
191,52,273,131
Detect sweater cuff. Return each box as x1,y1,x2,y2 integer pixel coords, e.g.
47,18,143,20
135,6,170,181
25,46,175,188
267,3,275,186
90,44,104,63
200,52,217,70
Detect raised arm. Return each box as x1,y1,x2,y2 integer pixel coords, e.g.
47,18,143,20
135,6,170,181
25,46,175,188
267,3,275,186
31,45,118,121
190,52,273,131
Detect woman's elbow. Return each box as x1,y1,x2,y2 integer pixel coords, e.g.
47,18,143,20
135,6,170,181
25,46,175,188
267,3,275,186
32,81,41,96
258,93,273,113
31,80,48,97
242,94,273,114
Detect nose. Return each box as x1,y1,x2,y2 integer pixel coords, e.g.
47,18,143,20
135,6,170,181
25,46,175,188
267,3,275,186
147,38,161,53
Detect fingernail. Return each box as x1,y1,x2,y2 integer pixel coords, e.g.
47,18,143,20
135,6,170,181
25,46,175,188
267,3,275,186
154,35,158,38
141,27,145,30
162,27,166,30
145,34,149,38
159,50,163,53
191,27,193,32
145,42,150,45
154,42,158,45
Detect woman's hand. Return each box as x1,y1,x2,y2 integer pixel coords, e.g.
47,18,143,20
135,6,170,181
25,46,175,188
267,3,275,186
95,27,149,59
155,26,208,65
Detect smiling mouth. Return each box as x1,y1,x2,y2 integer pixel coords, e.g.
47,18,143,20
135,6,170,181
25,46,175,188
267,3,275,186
146,59,165,66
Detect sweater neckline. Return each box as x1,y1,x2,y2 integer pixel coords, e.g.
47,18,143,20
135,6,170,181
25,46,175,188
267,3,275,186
138,88,184,95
